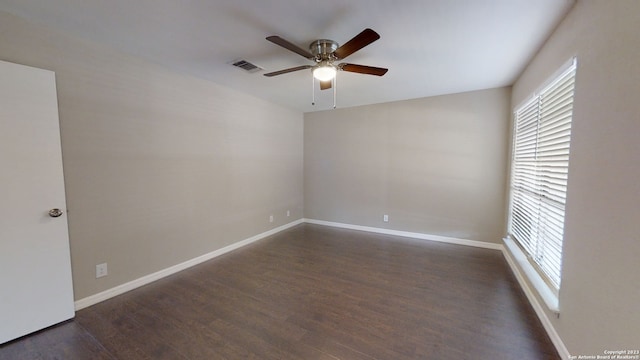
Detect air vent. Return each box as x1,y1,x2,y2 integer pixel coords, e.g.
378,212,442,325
230,59,263,73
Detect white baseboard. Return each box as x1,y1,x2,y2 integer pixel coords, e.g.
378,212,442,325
73,216,569,360
303,218,503,250
75,218,499,310
74,218,304,311
501,241,570,359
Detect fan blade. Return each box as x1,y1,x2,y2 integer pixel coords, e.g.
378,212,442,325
266,36,315,59
333,28,380,60
339,63,388,76
320,80,332,90
263,65,312,77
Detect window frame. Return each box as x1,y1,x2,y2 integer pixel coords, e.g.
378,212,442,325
507,57,577,301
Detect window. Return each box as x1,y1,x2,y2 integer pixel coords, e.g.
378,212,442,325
508,59,577,292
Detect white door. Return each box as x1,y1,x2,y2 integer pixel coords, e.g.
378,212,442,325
0,60,75,344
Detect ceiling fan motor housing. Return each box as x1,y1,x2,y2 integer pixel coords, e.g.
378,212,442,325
309,39,339,61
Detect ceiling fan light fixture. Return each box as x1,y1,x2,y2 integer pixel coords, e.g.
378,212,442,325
313,65,336,81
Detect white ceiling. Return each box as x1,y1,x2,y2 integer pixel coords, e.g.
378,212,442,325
0,0,574,112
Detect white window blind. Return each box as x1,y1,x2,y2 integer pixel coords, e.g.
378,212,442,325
508,60,576,290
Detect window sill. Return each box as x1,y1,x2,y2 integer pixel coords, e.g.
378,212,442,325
503,237,560,314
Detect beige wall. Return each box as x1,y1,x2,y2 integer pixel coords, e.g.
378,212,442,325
0,12,304,300
511,0,640,354
304,88,510,243
5,2,638,354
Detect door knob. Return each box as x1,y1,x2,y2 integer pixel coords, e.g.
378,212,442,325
48,208,63,218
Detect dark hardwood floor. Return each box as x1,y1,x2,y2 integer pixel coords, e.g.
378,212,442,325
0,224,559,359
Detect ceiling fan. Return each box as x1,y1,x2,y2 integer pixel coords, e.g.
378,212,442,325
263,28,388,107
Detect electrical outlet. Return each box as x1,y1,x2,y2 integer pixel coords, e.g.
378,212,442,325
269,215,274,223
287,210,290,217
383,214,389,222
96,263,108,278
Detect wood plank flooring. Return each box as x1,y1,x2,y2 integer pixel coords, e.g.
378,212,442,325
0,224,559,359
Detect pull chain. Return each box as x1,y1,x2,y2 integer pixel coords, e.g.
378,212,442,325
311,74,315,106
333,74,337,109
